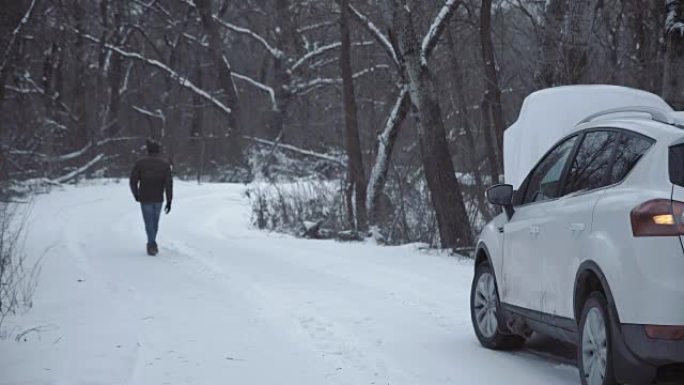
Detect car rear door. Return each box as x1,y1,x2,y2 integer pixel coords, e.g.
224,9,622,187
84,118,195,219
501,135,579,313
539,130,622,322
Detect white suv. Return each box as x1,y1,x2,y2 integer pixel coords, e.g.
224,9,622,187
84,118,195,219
471,93,684,384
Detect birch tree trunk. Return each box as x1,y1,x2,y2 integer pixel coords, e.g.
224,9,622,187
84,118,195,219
393,0,473,248
362,0,458,230
663,0,684,109
339,0,368,232
367,88,410,227
195,0,243,164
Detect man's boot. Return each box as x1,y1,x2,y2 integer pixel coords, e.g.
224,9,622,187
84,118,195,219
147,243,155,256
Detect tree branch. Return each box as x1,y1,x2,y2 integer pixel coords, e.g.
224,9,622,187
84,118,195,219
231,72,278,111
422,0,462,63
213,16,284,58
289,65,390,94
290,41,374,72
244,136,346,165
80,32,232,116
346,4,399,67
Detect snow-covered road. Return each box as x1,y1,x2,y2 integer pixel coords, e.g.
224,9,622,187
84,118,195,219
1,181,579,385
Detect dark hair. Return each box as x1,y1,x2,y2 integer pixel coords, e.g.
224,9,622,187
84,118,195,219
146,139,161,154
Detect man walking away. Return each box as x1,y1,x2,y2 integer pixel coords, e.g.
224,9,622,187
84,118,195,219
129,139,173,256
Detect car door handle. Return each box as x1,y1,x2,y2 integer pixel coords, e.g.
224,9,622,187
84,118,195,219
569,223,586,232
529,226,541,235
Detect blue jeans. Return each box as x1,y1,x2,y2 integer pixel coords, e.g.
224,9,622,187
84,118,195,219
141,203,163,245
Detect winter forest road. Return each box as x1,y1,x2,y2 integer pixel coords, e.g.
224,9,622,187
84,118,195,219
1,181,579,385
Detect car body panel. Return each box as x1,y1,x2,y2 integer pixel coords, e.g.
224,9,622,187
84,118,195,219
589,136,684,325
476,213,507,295
541,188,606,319
501,203,547,312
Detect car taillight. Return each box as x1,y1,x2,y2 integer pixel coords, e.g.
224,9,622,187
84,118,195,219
631,199,684,236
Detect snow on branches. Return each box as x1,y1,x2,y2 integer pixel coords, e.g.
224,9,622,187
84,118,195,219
80,32,233,117
422,0,462,65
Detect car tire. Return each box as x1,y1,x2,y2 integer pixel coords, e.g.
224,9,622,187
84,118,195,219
578,292,619,385
470,262,525,350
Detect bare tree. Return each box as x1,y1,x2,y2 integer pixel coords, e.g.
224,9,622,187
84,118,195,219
479,0,504,176
2,0,676,249
388,0,473,248
195,0,243,163
339,0,368,232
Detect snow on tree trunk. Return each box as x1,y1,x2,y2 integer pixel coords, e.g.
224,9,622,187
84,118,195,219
195,0,243,165
664,0,684,110
339,0,368,232
361,0,459,230
392,0,473,248
367,86,410,226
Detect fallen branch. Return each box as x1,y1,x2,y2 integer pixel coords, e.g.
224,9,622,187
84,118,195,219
53,154,106,183
244,136,346,165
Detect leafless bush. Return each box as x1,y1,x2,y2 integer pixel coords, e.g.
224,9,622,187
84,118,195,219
0,202,38,328
246,180,348,238
245,171,490,248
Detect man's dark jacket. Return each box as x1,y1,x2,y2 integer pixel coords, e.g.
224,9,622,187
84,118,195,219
129,156,173,203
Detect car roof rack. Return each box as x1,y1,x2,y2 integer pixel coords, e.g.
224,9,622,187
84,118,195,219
578,106,678,126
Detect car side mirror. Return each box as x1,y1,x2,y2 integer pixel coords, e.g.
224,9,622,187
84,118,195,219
486,184,515,220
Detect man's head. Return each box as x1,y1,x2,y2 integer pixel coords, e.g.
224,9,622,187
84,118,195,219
146,139,161,155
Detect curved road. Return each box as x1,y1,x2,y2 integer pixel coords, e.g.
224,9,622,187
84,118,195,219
1,181,578,385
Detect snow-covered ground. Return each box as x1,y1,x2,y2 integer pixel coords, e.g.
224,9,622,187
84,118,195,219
0,181,579,385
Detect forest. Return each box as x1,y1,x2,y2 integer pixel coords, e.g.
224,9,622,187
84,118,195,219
1,0,683,249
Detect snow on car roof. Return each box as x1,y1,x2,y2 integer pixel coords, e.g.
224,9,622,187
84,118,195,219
504,85,673,190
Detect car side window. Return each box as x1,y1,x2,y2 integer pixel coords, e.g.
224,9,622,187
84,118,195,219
523,136,578,204
563,131,618,196
609,133,653,184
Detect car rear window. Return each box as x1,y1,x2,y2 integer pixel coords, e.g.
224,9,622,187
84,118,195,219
670,143,684,187
564,131,618,195
610,133,653,184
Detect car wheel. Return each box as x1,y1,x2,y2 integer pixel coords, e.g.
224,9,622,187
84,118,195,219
578,292,618,385
470,263,525,350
